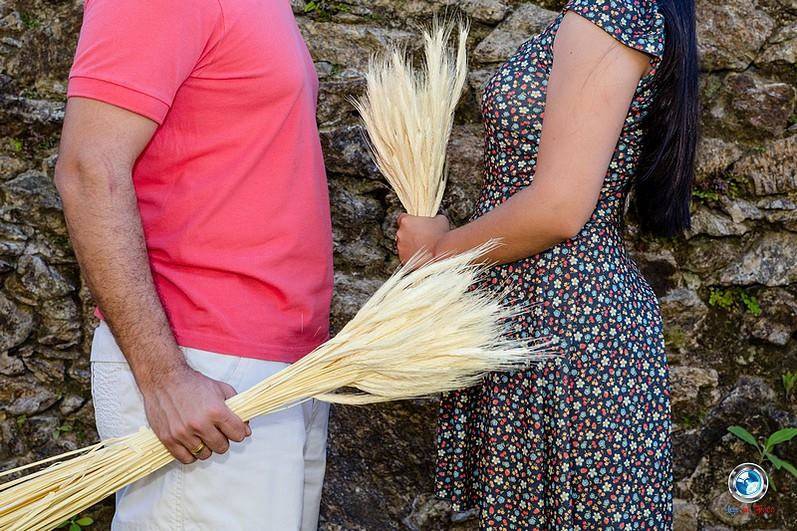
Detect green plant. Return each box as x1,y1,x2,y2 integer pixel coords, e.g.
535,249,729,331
303,0,351,17
783,371,797,401
692,188,721,202
708,287,761,316
722,172,747,199
702,75,723,100
664,326,687,350
708,288,735,310
37,135,60,151
728,425,797,489
7,138,23,153
19,12,41,29
57,515,93,531
679,411,708,430
693,169,747,202
739,291,762,316
53,424,73,440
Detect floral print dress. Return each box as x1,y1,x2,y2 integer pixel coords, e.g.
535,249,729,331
434,1,673,529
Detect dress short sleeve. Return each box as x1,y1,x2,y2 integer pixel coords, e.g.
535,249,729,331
67,0,223,124
564,0,665,61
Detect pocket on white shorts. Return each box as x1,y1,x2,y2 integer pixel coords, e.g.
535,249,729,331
90,361,144,441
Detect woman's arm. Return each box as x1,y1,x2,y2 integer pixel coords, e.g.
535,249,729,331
396,12,654,265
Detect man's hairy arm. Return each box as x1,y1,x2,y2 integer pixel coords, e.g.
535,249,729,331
55,97,250,464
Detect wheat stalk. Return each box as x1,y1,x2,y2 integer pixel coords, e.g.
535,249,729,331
353,20,469,217
0,243,554,530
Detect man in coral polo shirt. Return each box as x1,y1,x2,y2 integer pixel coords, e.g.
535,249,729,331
55,0,333,528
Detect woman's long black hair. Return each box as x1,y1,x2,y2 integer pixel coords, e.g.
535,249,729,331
633,0,699,236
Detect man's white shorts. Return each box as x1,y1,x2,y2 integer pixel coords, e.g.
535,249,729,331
90,321,330,531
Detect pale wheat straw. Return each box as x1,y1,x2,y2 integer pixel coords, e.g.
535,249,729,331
353,20,469,216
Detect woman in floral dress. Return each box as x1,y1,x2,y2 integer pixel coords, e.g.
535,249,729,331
396,0,699,528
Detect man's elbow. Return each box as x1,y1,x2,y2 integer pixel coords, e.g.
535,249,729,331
54,151,120,202
53,156,81,199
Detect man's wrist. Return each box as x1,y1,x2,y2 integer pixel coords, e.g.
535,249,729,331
133,350,190,393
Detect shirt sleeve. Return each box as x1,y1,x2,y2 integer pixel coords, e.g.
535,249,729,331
67,0,224,124
564,0,665,62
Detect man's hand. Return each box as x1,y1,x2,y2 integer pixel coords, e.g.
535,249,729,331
396,214,450,266
139,362,251,464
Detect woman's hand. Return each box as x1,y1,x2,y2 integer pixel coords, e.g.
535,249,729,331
396,213,450,265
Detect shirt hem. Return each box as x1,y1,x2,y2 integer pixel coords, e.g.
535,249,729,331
171,329,329,363
93,308,328,363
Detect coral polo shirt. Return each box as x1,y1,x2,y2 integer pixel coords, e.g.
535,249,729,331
67,0,333,362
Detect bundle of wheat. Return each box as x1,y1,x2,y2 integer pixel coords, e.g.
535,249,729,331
353,20,469,217
0,243,552,531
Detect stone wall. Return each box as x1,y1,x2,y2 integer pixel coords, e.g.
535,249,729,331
1,0,796,529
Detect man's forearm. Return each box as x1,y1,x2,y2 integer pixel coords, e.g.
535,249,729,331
55,154,187,390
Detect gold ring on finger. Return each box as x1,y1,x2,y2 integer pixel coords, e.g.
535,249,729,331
190,442,206,456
